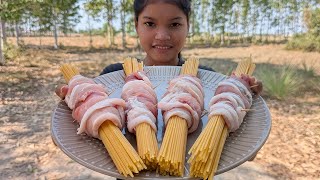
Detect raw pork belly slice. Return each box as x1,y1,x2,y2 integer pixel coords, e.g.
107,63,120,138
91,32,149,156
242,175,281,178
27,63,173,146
165,75,204,109
125,71,153,87
72,92,108,123
78,98,126,138
121,71,158,133
158,75,204,133
64,75,125,139
67,83,106,109
65,74,107,109
208,74,260,132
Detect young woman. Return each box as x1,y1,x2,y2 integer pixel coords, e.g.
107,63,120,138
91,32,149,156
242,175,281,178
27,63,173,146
99,0,214,75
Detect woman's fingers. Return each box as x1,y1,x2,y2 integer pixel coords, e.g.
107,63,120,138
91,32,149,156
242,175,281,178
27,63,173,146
240,74,263,95
55,84,68,100
251,80,263,95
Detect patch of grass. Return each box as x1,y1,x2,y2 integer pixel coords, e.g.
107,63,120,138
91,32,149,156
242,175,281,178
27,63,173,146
257,64,303,100
300,60,317,78
294,61,320,94
306,76,320,96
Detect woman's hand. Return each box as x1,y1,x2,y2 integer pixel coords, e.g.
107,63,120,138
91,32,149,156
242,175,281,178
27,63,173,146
55,84,68,100
240,74,263,95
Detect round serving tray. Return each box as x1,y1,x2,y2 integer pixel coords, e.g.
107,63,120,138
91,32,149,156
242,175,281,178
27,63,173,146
51,66,271,179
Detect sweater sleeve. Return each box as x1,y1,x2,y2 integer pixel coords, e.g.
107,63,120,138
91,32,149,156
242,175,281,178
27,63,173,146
100,63,124,75
199,65,215,72
178,59,215,72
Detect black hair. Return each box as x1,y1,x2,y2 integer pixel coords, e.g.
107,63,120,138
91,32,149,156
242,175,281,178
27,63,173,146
134,0,191,24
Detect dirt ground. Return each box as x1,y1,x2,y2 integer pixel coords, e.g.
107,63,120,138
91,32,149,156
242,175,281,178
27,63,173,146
0,43,319,179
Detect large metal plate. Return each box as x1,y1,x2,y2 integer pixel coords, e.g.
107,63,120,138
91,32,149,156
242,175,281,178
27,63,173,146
51,66,271,179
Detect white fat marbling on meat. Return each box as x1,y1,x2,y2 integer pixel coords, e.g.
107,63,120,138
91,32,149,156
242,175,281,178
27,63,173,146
77,98,126,135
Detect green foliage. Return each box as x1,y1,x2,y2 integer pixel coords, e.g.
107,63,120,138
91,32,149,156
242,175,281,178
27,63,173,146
286,33,320,52
297,61,320,95
301,60,317,78
103,22,116,34
309,8,320,36
3,43,21,61
59,0,81,35
310,77,320,96
125,16,136,36
256,65,302,100
288,8,320,52
78,28,105,36
0,0,41,21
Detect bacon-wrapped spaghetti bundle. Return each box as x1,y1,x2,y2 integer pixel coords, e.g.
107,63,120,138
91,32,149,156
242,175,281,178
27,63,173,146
157,57,204,176
122,58,159,169
188,59,262,179
59,64,146,177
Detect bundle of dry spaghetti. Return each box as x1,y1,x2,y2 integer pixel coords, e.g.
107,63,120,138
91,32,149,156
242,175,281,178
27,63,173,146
122,57,159,169
157,57,203,176
188,59,256,179
60,64,146,177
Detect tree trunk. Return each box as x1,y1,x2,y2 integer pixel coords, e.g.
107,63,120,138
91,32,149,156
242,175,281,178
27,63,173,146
266,15,270,42
15,21,20,47
111,24,114,46
10,24,15,37
89,30,93,48
107,23,111,47
40,36,42,47
120,8,126,49
220,26,225,45
221,13,226,45
292,15,296,34
259,16,263,41
39,29,42,48
53,7,58,49
87,15,93,48
1,20,7,45
0,14,5,65
54,21,58,49
190,3,196,44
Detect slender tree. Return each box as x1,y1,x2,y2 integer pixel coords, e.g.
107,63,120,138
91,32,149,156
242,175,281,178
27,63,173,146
60,0,81,36
87,14,93,48
0,5,4,65
120,0,133,49
189,1,200,43
241,0,250,42
85,0,116,47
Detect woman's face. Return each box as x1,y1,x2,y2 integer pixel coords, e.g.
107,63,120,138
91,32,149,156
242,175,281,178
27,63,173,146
135,2,188,66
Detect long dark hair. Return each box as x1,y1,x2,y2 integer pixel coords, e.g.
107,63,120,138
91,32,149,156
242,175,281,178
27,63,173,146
134,0,191,60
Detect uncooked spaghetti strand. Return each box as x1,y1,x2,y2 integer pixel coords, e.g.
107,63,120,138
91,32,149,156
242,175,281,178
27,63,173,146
60,64,79,83
99,123,133,176
188,118,214,154
209,126,228,179
107,121,146,170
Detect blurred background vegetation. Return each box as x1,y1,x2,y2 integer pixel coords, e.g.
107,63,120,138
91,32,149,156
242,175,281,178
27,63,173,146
1,0,320,54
